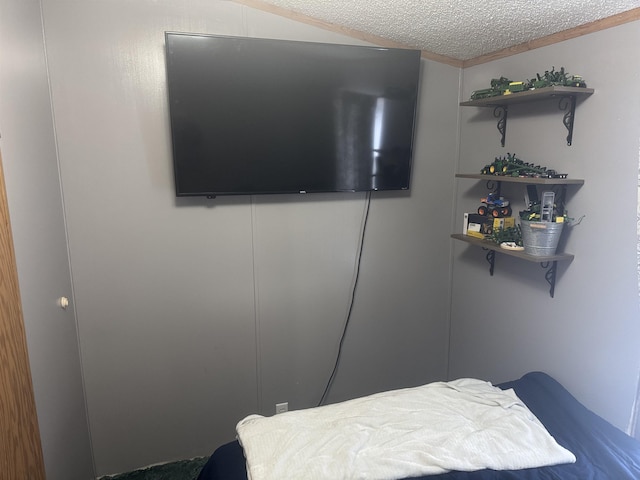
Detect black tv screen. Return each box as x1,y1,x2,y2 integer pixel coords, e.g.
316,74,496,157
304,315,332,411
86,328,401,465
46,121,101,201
165,32,421,197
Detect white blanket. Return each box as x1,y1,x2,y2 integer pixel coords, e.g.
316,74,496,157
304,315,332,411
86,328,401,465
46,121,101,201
236,378,575,480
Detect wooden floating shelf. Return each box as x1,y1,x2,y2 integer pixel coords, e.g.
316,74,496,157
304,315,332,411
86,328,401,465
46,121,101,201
459,86,594,146
451,234,573,298
451,234,574,263
455,174,584,186
459,86,594,107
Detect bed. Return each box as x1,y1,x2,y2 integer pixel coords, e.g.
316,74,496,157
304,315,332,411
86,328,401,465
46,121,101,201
197,372,640,480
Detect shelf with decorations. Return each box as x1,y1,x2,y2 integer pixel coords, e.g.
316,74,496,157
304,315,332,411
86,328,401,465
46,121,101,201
453,168,584,298
460,85,594,147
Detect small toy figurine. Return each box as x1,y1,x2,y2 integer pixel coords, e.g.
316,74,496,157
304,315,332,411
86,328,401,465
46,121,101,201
469,67,587,100
480,153,567,179
529,66,587,89
478,192,512,218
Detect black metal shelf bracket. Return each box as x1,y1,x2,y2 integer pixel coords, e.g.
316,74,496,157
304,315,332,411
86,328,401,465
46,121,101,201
484,249,496,276
493,105,508,147
558,95,577,146
485,252,557,297
485,179,502,196
460,86,593,147
541,261,558,298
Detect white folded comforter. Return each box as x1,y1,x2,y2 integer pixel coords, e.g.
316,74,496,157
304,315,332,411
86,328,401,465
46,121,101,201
236,378,575,480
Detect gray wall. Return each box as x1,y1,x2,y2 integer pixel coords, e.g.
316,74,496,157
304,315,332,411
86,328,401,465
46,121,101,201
451,20,640,432
0,0,94,478
40,0,458,475
8,0,639,477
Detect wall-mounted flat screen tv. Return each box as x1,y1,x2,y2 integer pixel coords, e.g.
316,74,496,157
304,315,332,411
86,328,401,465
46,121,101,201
165,32,421,197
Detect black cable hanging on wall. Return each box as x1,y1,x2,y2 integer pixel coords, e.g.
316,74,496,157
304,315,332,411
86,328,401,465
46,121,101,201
317,191,372,407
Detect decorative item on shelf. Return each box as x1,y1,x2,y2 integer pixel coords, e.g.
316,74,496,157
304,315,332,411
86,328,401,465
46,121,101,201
519,190,566,223
477,192,512,218
520,220,564,256
519,190,566,256
503,81,526,95
464,213,515,239
480,153,568,179
529,66,587,89
492,216,516,231
470,76,511,100
490,224,522,247
500,242,524,251
468,66,587,100
464,213,487,237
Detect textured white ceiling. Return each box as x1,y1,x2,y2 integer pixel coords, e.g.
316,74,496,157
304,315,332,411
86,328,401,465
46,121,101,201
256,0,640,61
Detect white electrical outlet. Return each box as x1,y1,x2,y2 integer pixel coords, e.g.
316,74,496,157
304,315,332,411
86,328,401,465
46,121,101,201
275,402,288,414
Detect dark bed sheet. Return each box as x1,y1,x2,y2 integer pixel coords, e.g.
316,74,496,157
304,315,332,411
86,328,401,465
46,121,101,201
197,372,640,480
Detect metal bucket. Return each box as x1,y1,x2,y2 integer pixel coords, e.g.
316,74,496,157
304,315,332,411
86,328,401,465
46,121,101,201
520,220,564,256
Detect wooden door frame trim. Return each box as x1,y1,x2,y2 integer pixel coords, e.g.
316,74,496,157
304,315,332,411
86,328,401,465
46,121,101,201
0,152,46,478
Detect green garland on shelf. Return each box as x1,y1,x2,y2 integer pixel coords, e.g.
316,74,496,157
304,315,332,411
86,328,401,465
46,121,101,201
489,225,523,246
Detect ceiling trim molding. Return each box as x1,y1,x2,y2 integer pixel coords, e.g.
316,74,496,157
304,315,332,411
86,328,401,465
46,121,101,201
231,0,464,67
232,0,639,69
463,7,640,67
